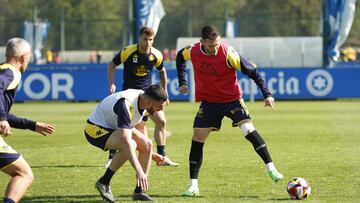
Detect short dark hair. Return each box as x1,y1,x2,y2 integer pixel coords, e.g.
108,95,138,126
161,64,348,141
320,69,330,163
201,26,220,40
140,27,155,36
144,85,168,101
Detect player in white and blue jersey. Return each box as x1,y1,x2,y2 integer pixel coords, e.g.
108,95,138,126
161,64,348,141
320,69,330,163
84,85,167,202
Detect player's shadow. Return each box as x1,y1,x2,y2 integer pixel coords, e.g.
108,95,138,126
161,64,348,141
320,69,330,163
21,194,134,202
31,164,100,169
151,194,205,199
268,197,292,201
151,194,259,199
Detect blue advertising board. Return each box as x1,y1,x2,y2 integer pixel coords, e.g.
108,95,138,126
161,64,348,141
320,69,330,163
14,63,360,101
239,68,360,100
15,63,190,101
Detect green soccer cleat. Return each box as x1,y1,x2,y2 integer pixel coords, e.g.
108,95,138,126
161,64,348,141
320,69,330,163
181,185,199,197
268,170,284,183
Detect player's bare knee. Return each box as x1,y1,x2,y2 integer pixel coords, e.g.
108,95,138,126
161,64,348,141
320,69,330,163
18,167,34,184
240,121,256,136
144,138,153,152
192,134,206,142
25,170,34,183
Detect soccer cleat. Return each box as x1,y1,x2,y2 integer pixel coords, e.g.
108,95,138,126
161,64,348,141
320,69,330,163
268,170,284,183
132,192,154,201
95,180,115,202
104,158,112,169
159,156,179,167
181,185,199,197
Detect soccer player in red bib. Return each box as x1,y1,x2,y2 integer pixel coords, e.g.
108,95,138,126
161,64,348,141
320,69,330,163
176,26,283,197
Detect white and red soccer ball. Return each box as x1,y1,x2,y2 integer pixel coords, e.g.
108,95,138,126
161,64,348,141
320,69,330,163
287,177,311,200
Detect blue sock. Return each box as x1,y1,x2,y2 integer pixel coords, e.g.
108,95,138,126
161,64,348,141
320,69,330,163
4,197,15,203
157,145,165,156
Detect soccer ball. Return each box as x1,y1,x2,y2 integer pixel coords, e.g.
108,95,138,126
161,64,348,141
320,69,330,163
287,177,311,200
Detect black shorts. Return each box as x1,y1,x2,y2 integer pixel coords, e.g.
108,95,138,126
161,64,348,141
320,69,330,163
84,120,114,151
0,142,20,170
193,99,251,131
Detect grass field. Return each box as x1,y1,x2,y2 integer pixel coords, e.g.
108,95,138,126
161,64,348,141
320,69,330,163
1,100,360,202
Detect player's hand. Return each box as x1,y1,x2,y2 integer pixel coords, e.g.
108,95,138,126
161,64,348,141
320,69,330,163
0,120,12,137
264,96,275,110
136,170,148,192
35,122,55,136
152,153,166,166
109,84,116,95
178,84,188,94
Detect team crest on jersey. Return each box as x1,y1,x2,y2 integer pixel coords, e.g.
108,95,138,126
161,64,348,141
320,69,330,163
133,66,148,76
148,54,154,61
133,54,138,63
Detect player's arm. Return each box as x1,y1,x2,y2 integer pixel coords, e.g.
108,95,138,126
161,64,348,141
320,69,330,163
7,113,36,130
115,98,148,190
6,114,55,136
154,50,168,96
0,69,15,136
152,153,165,165
131,127,165,165
238,55,271,98
176,46,191,94
114,127,148,190
238,55,275,109
108,51,122,94
158,69,167,93
158,68,169,104
227,49,274,109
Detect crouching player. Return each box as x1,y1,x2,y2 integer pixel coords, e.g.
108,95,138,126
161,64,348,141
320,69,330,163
84,85,167,202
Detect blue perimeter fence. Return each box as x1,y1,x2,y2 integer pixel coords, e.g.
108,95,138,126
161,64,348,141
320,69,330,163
15,62,360,101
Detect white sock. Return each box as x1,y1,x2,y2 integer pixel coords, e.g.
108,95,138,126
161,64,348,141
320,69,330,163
190,179,198,187
266,162,276,171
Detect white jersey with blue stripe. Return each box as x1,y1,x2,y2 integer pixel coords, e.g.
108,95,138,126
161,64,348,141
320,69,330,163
88,89,145,129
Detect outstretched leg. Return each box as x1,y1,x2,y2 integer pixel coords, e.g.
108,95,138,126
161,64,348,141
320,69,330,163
240,121,283,183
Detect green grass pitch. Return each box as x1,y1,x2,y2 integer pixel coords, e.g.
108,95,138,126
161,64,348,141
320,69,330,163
1,100,359,202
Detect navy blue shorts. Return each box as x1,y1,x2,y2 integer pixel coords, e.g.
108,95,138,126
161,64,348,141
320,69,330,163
193,99,251,131
0,143,20,170
84,120,114,151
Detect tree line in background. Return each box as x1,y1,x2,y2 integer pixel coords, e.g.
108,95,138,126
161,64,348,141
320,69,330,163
0,0,359,51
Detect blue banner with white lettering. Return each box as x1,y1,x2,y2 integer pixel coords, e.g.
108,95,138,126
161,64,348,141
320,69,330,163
15,63,189,101
15,64,360,101
239,68,359,100
135,0,165,42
